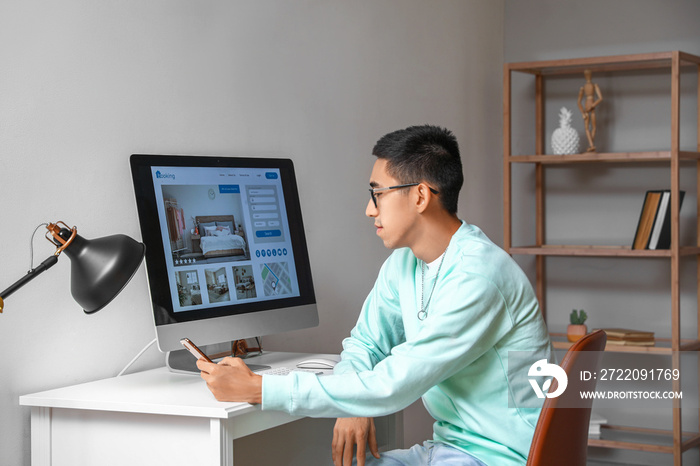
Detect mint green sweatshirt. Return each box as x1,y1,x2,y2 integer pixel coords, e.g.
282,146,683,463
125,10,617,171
262,222,553,465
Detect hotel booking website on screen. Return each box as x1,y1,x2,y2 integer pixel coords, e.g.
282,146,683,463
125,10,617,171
150,165,301,313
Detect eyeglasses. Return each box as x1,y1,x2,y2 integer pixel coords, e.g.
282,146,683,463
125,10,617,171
368,183,439,208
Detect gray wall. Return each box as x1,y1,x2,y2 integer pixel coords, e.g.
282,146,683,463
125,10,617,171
0,1,504,464
505,1,700,464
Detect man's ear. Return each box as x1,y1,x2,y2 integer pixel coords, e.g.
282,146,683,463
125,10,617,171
414,183,432,213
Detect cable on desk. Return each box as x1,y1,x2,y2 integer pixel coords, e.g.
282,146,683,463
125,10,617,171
117,337,157,377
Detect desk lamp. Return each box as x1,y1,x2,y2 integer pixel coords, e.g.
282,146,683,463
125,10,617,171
0,221,145,314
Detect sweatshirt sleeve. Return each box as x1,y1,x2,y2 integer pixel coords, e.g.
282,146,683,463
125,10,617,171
332,257,405,376
262,257,515,418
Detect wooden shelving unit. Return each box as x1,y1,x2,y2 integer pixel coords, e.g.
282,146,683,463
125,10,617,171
504,51,700,465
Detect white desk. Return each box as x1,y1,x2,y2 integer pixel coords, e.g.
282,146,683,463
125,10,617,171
20,352,403,466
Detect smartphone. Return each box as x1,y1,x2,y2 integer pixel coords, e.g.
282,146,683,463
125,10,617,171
180,338,213,363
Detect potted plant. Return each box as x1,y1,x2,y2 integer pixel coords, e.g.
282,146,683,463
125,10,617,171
567,309,588,342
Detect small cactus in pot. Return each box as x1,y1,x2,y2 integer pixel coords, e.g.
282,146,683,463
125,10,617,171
567,309,588,342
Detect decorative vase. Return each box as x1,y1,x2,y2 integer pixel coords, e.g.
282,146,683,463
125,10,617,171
567,324,588,342
551,107,580,155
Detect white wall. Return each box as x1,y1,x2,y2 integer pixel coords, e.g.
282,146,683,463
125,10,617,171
505,1,700,464
0,1,504,464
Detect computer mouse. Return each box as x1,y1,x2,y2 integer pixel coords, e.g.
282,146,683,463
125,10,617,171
296,358,338,370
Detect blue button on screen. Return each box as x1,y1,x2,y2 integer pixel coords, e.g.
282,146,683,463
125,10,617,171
265,172,279,179
255,230,282,238
219,185,240,193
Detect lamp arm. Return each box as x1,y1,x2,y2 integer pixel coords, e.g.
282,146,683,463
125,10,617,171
0,255,59,313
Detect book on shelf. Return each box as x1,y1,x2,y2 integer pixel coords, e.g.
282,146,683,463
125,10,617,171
631,190,685,250
601,328,654,339
589,412,607,439
606,339,655,346
652,190,685,250
632,191,661,249
598,328,655,346
603,328,654,339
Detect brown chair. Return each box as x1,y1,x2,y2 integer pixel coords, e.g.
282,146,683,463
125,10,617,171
526,329,607,466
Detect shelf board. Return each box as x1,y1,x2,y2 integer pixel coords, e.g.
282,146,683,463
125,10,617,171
507,51,700,76
589,424,700,454
508,151,700,164
550,333,700,354
509,245,700,257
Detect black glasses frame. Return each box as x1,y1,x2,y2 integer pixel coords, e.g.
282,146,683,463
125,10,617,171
368,183,439,208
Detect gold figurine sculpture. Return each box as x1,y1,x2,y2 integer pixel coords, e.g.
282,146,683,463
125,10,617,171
577,69,603,152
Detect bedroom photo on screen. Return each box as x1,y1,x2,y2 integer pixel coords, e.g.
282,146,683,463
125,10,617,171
175,269,202,307
232,266,257,300
205,267,231,304
161,184,250,266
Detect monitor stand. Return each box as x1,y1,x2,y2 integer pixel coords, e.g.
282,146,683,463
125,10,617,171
166,348,271,374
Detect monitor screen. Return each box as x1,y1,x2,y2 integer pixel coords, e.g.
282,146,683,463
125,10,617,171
130,154,318,354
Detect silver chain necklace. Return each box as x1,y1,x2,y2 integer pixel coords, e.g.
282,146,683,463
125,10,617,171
418,247,447,321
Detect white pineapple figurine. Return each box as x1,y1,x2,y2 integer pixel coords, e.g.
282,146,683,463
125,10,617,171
551,107,580,155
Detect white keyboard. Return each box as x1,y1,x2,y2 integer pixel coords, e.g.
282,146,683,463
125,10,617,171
255,366,323,376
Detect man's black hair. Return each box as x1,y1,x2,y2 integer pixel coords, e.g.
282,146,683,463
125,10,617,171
372,125,463,215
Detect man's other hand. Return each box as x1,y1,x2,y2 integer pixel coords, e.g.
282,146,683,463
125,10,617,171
332,417,380,466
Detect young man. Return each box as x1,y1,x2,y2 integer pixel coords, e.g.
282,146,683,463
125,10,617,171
198,125,553,466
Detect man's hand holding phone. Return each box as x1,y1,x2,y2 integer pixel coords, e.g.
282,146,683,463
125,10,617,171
181,337,263,404
196,356,263,404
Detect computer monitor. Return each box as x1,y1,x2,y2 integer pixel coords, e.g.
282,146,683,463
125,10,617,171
130,154,318,371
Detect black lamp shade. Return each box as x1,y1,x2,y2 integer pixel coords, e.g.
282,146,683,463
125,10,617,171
60,230,146,314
